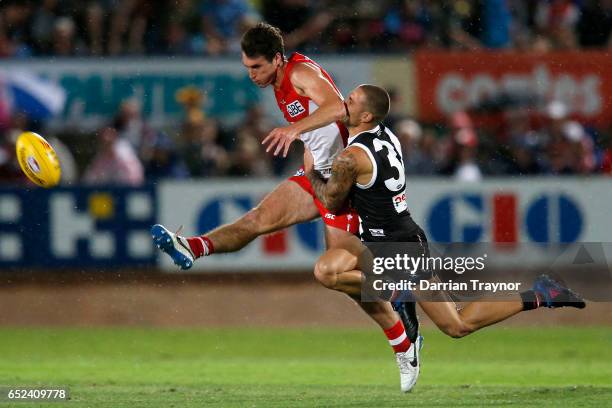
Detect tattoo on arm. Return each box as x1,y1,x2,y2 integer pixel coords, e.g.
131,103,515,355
306,151,358,213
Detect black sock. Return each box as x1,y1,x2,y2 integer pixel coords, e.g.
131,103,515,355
520,290,541,310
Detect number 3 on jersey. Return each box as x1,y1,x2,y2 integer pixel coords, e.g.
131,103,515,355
373,138,405,191
373,138,408,214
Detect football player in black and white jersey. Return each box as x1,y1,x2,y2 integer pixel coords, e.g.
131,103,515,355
306,84,586,391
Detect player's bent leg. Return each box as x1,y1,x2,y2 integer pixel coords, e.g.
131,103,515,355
152,180,319,269
316,230,422,345
314,244,421,392
313,247,362,296
415,278,521,338
356,299,399,329
314,248,410,331
422,300,520,339
206,180,319,253
314,234,421,392
416,273,585,339
324,223,363,251
416,293,476,339
455,301,524,335
314,247,405,327
315,230,371,297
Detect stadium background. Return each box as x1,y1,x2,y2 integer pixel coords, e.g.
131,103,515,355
0,0,611,406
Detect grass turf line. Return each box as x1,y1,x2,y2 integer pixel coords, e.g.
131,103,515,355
0,327,610,407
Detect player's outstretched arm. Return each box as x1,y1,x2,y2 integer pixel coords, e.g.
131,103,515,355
262,63,346,157
306,148,361,213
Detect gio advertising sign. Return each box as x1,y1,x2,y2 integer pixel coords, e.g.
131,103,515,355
404,179,610,247
0,179,609,271
158,179,608,272
426,192,582,245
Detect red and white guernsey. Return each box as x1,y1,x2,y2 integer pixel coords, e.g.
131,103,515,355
274,53,348,176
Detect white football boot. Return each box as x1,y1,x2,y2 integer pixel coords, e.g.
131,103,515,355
151,224,195,270
396,334,422,393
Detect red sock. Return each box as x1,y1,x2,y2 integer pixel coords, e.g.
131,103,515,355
186,236,214,258
384,320,411,353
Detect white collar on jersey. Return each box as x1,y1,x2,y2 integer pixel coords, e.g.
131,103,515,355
347,125,381,145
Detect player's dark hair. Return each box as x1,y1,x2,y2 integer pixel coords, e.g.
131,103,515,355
359,84,390,123
241,22,285,62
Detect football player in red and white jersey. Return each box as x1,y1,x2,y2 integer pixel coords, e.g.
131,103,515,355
151,22,421,391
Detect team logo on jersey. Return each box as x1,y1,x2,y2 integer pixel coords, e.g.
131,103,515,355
287,100,306,118
369,228,385,237
392,191,408,214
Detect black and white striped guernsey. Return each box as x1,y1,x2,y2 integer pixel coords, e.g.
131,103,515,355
347,124,421,242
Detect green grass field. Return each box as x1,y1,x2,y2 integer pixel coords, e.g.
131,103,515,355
0,326,611,407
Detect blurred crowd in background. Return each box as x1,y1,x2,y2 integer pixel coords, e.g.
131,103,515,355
2,88,612,185
1,0,612,186
1,0,611,57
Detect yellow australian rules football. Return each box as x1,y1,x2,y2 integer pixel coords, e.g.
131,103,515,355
15,131,61,188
